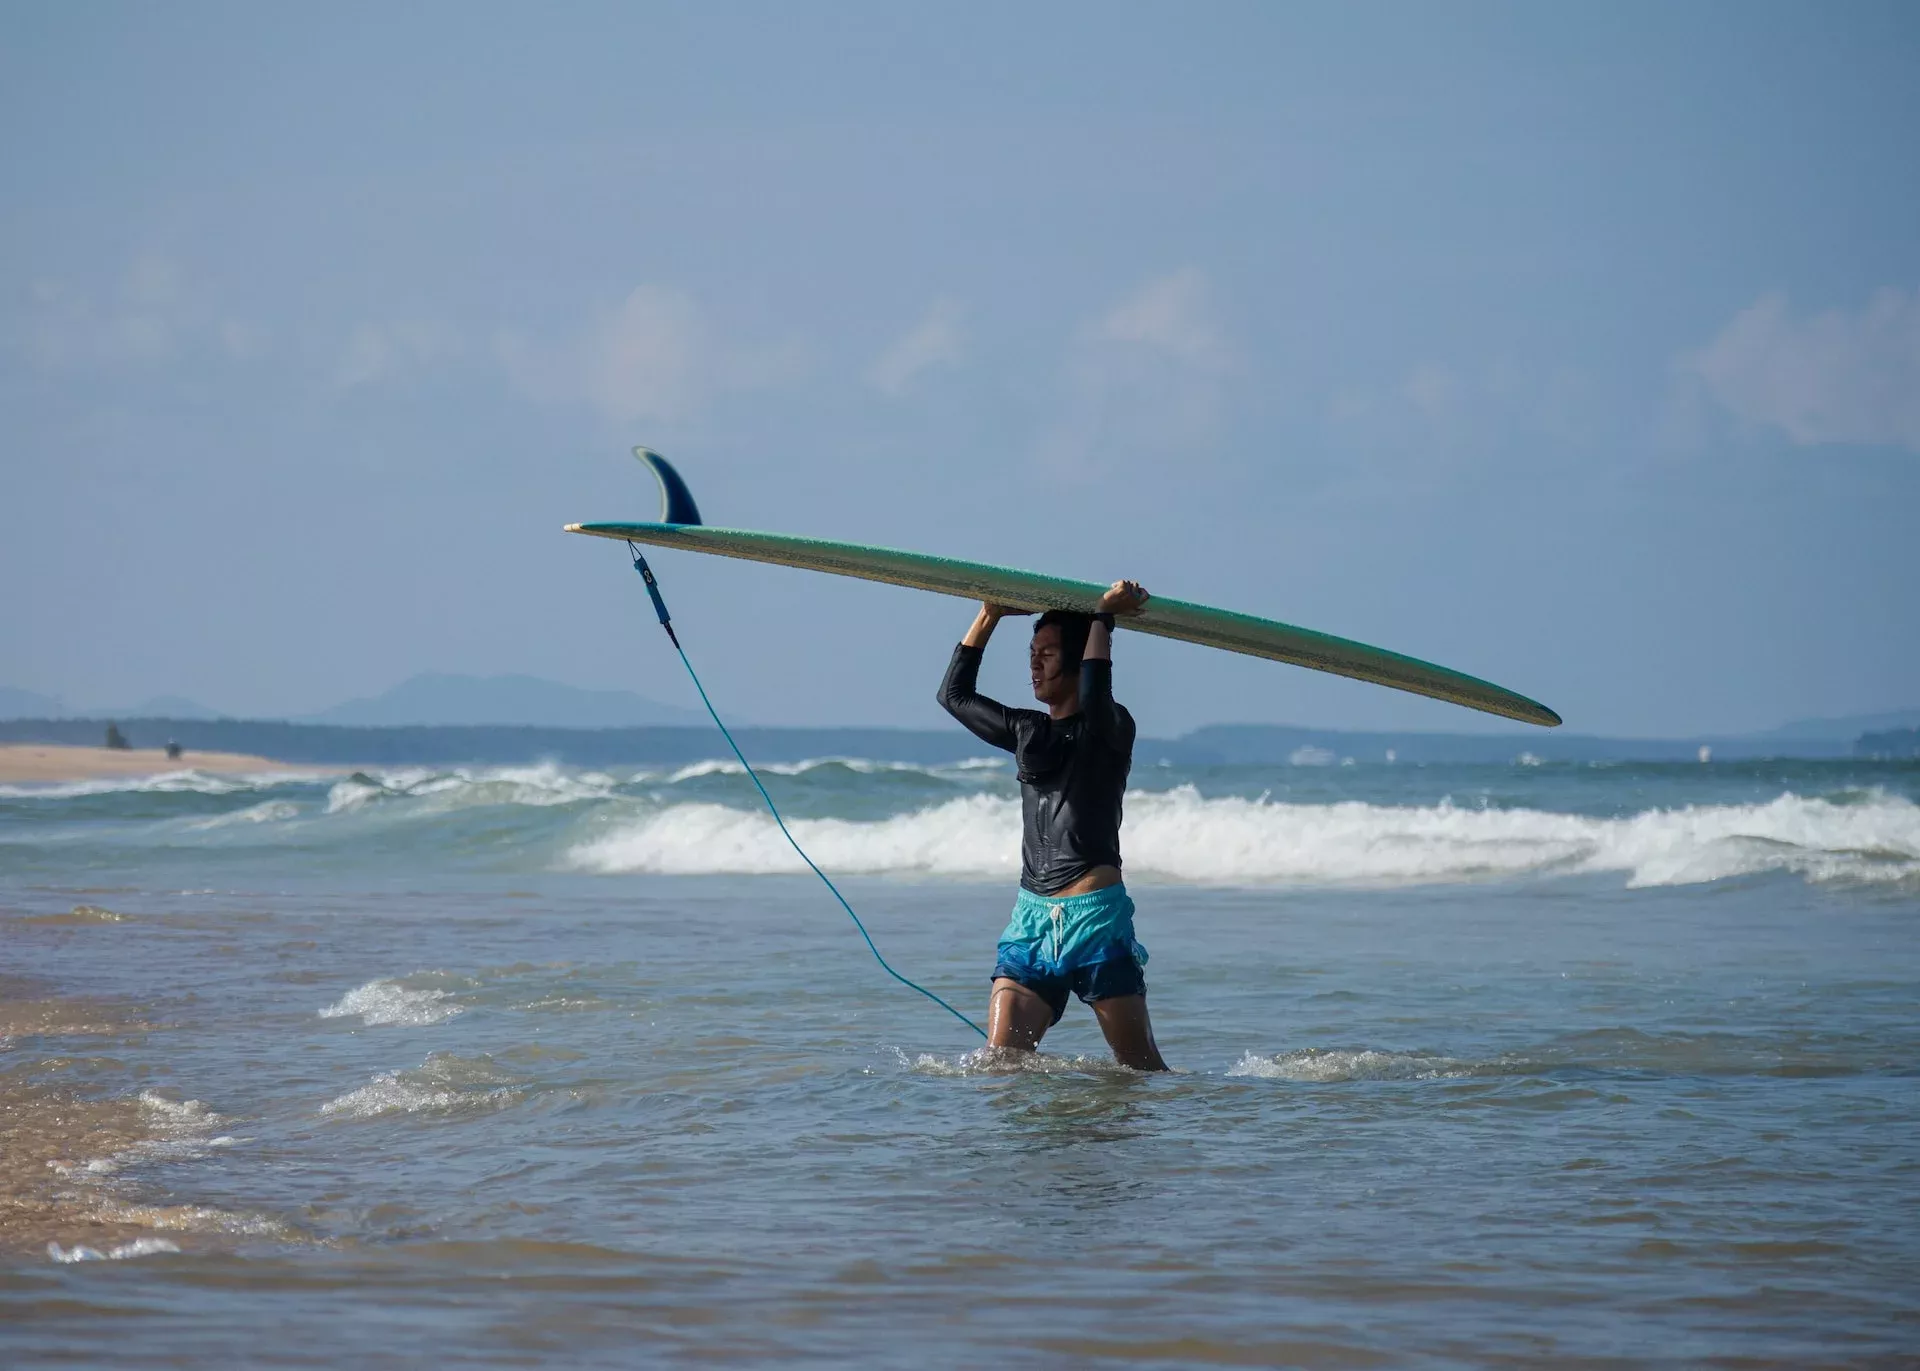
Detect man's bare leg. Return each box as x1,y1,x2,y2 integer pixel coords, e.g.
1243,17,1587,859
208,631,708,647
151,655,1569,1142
987,977,1053,1052
1092,995,1169,1071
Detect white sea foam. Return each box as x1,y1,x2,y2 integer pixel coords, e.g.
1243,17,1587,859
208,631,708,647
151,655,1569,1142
319,978,463,1027
567,793,1020,877
1225,1028,1877,1082
320,1053,526,1120
323,776,386,813
1226,1049,1475,1082
44,1090,233,1188
663,759,751,782
563,786,1920,889
189,799,300,829
131,1091,230,1161
48,1238,182,1263
324,763,617,814
87,1199,290,1238
64,904,128,922
655,756,987,784
900,1046,1149,1078
0,769,324,800
138,1091,220,1129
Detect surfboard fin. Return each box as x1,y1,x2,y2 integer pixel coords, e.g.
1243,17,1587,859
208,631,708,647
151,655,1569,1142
633,447,702,526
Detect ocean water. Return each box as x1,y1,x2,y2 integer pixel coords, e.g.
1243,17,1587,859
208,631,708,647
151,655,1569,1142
2,755,1917,1366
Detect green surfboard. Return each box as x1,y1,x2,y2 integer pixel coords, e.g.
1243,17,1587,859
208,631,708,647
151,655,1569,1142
566,451,1560,728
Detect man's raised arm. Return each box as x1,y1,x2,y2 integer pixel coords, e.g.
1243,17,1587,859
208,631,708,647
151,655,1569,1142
1082,580,1148,743
938,604,1022,752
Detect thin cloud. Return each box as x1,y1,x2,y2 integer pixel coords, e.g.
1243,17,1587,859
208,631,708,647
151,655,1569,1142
1040,267,1236,474
1092,266,1230,367
1327,359,1596,460
8,256,264,369
582,284,707,422
1681,289,1920,453
499,283,805,423
867,297,965,395
336,319,465,387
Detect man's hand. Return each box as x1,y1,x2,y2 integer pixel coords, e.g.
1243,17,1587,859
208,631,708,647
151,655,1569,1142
1096,580,1150,616
1083,580,1147,664
965,602,1028,649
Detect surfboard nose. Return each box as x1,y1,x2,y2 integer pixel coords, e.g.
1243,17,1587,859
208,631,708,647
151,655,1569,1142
634,447,702,526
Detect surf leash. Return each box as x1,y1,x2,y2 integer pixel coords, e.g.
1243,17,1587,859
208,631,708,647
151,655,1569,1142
626,543,988,1039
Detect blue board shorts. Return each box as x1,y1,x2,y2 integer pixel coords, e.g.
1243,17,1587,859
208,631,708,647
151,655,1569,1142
991,883,1148,1025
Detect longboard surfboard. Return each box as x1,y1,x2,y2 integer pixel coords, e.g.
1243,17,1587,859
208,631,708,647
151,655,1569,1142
566,450,1560,728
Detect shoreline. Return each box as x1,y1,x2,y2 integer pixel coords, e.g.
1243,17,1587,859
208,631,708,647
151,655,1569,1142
0,967,272,1259
0,744,337,785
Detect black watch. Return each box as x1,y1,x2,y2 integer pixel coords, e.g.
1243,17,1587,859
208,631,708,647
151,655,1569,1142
1092,612,1115,629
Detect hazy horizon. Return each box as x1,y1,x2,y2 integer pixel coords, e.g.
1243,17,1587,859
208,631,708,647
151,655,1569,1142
4,672,1916,745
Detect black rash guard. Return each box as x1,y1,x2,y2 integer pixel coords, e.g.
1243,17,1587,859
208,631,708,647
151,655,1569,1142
937,643,1135,896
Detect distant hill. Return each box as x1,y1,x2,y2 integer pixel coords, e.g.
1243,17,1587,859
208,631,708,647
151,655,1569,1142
124,695,222,719
1756,709,1920,741
0,687,64,719
0,688,221,721
1857,727,1920,759
303,672,704,728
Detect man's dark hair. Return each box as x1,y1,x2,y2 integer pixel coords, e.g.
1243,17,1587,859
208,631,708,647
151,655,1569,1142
1033,609,1094,671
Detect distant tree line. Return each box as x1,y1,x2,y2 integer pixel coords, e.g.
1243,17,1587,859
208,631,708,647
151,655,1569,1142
1855,727,1920,759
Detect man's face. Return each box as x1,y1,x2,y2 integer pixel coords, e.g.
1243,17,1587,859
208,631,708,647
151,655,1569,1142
1030,624,1073,706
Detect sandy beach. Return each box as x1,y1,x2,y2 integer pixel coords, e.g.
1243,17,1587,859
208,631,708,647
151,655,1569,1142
0,744,324,785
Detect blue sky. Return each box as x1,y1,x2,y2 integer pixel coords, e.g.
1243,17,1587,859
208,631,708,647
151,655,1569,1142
3,2,1916,733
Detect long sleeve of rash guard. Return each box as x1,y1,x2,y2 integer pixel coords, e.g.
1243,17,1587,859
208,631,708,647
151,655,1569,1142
937,644,1019,752
1078,658,1129,750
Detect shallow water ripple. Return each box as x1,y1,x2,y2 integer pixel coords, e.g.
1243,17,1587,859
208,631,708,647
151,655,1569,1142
2,763,1918,1364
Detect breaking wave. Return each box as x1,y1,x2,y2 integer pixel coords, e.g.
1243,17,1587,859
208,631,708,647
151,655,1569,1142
652,756,1004,783
564,786,1920,889
10,756,1917,892
320,977,464,1027
0,768,329,799
189,799,300,829
568,793,1019,878
324,764,622,814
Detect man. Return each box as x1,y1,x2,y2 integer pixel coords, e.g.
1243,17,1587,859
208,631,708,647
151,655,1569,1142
936,580,1167,1071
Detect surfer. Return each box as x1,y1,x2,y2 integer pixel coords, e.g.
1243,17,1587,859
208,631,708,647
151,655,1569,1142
937,581,1168,1070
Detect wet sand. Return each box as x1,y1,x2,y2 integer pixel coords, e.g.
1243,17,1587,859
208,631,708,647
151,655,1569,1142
0,958,285,1260
0,971,162,1256
0,745,325,785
